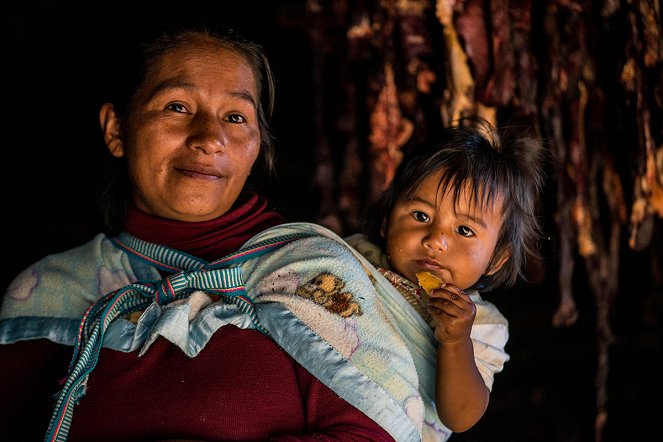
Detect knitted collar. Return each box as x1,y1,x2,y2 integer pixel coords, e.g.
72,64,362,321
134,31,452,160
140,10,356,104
122,191,287,261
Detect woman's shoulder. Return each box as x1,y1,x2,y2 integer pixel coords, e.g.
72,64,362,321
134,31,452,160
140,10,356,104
1,233,139,321
16,232,121,275
247,221,340,242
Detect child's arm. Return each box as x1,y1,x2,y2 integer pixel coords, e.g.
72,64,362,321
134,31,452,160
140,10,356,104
428,284,489,432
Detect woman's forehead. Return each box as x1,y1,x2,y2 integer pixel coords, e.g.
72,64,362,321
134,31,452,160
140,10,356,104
145,43,258,92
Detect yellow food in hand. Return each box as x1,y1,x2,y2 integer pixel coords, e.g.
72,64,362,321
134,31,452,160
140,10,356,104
415,271,443,294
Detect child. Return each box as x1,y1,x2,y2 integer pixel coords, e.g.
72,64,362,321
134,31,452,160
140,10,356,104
346,116,546,433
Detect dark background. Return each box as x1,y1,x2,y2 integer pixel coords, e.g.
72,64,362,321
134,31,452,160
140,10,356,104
3,1,661,441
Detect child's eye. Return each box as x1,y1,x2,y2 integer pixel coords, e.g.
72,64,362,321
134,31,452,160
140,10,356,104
412,211,430,223
166,103,188,113
457,225,475,237
224,113,247,123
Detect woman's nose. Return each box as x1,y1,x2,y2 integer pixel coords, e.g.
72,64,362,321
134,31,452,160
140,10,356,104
189,114,226,154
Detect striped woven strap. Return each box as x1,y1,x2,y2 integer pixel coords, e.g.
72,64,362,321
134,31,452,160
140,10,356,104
45,230,313,442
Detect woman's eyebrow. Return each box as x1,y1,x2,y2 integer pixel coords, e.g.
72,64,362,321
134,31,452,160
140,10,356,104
148,80,257,109
229,90,258,109
148,79,197,98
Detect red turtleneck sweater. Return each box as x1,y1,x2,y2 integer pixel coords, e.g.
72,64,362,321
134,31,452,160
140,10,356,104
1,193,394,442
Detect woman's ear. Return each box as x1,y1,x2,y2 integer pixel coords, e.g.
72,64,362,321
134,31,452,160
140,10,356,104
99,103,125,158
485,249,511,276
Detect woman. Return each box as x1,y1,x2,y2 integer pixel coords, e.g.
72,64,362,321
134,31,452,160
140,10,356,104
0,22,419,441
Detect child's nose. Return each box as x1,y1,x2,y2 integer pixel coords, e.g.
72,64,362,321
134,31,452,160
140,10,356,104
424,230,448,252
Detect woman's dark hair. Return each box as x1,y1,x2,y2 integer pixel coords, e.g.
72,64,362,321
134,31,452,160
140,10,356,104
362,117,548,291
99,21,276,234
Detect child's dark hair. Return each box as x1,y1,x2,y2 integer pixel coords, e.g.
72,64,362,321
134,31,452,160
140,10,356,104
362,117,547,291
99,20,276,235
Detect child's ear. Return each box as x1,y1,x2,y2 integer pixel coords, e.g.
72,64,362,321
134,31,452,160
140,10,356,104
99,103,125,158
485,249,510,276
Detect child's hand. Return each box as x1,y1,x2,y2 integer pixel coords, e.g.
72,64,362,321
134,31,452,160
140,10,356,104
427,283,476,344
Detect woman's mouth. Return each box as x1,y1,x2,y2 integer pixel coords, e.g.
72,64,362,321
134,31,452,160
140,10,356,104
175,165,223,180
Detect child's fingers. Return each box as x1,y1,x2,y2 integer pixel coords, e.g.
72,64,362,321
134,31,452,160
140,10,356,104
429,284,471,305
427,284,476,322
428,296,465,317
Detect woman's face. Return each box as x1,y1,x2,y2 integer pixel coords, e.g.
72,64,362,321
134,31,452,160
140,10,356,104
104,41,261,222
383,171,505,290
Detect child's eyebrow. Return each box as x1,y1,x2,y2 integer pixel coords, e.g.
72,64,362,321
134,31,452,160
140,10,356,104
410,196,437,209
456,211,487,228
410,196,488,227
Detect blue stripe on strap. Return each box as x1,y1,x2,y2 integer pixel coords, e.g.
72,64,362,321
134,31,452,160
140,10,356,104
111,233,207,272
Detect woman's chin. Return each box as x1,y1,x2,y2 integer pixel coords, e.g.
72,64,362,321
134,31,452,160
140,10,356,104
162,204,228,222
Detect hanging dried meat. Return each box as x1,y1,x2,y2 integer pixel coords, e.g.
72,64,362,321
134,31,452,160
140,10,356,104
302,1,663,438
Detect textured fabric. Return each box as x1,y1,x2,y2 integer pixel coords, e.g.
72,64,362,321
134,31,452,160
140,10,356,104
0,204,395,441
377,267,433,324
244,224,458,440
45,233,311,441
0,328,393,442
1,222,438,440
344,232,511,439
69,326,394,442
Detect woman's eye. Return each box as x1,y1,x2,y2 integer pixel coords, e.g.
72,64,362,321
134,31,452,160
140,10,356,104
412,211,429,223
166,103,188,113
457,225,475,237
225,113,246,123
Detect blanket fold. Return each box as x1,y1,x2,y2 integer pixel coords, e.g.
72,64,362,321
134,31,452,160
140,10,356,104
1,222,447,441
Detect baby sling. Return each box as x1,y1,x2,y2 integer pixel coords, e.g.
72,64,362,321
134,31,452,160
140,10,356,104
45,230,314,442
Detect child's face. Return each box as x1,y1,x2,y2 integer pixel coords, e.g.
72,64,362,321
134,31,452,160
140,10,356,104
383,171,505,290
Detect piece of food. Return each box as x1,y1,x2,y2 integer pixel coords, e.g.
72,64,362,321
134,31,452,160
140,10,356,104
415,271,443,294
